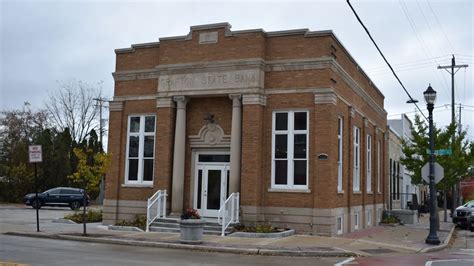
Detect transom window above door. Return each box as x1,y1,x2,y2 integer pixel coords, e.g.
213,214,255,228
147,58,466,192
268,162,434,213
271,110,309,189
125,115,156,185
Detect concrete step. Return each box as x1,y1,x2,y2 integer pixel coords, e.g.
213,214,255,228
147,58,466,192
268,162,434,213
150,221,179,229
149,226,233,235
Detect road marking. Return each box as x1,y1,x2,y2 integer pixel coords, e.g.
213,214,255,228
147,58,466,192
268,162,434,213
0,262,30,266
334,257,356,265
449,249,474,256
425,259,474,266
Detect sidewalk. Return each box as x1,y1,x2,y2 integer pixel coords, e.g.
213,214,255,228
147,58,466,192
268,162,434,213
4,209,455,257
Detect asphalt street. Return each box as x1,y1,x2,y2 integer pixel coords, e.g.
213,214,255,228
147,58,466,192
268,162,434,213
2,204,474,266
0,234,342,266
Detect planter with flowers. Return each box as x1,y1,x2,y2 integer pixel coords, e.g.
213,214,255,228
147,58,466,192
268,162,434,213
179,208,204,244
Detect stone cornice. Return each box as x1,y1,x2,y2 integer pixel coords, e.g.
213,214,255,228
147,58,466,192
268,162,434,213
265,57,332,71
112,57,387,118
112,68,160,81
242,94,267,106
156,97,174,108
115,42,160,54
314,88,337,105
156,58,266,74
109,101,123,112
113,95,156,101
112,23,381,100
329,59,387,116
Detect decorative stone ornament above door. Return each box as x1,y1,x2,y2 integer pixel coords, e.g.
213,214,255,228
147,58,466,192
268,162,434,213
189,123,230,148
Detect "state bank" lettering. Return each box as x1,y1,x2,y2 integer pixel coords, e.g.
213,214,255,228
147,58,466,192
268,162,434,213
159,70,259,91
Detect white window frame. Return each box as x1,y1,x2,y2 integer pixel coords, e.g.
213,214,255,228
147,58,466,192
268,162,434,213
353,126,360,192
125,115,156,185
377,140,381,193
368,209,372,226
337,117,343,192
336,216,343,235
271,110,309,189
366,134,372,193
354,212,359,230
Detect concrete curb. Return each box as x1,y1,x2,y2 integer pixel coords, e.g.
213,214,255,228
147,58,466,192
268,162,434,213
4,231,358,257
417,225,456,253
108,225,144,232
229,229,295,238
354,238,420,252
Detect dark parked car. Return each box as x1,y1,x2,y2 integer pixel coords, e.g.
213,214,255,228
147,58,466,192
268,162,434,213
452,200,474,229
23,187,89,210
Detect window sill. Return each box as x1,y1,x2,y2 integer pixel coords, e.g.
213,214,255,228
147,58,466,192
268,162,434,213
337,190,344,194
353,191,362,194
367,191,373,194
268,188,311,193
122,184,154,188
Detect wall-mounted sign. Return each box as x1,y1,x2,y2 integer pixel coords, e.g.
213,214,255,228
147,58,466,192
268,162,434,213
318,153,328,160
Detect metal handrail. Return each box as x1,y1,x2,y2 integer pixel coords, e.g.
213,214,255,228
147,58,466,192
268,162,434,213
146,189,167,232
217,192,240,236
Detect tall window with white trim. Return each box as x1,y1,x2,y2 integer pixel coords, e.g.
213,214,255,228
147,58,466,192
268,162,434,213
353,126,360,192
366,134,372,193
272,111,309,189
125,115,156,184
354,212,360,230
337,117,343,192
336,216,343,235
377,140,381,193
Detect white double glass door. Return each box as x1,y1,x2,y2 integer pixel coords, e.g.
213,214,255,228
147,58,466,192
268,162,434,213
195,164,229,217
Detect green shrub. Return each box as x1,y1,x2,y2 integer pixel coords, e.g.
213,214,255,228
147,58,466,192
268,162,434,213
64,209,102,223
115,215,146,230
381,215,400,224
233,223,282,233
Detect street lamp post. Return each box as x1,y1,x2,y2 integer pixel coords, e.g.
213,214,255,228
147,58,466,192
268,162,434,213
424,84,441,245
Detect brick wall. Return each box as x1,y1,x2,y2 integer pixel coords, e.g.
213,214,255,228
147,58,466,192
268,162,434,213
107,24,388,233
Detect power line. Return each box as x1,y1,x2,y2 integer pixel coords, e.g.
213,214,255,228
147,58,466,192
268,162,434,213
346,0,428,121
399,0,450,99
369,63,445,76
366,55,453,71
388,102,474,118
426,0,455,52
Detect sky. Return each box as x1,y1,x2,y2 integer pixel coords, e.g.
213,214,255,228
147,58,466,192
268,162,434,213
1,0,473,141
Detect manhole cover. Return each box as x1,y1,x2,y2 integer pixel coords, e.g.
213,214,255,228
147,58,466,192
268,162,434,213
360,248,396,254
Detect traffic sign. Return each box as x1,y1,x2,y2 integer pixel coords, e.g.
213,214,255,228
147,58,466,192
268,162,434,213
28,145,43,163
421,162,444,184
425,149,452,156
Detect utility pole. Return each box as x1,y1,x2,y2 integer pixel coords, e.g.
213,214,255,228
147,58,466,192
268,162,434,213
458,103,462,135
438,55,468,213
93,97,108,204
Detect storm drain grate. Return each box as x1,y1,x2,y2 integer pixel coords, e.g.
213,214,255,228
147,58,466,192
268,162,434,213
360,248,396,254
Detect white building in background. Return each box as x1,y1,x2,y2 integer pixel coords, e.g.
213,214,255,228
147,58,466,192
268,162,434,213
388,114,424,210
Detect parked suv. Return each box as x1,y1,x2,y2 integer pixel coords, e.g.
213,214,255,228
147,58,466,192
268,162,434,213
452,200,474,229
23,187,89,210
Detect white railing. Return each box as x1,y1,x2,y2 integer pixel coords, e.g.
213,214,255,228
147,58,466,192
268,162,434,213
217,192,240,236
146,190,167,232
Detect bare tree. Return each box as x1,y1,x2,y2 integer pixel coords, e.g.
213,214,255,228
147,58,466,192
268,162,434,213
46,80,103,144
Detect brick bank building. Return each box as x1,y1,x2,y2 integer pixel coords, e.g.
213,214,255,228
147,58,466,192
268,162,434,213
104,23,388,236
